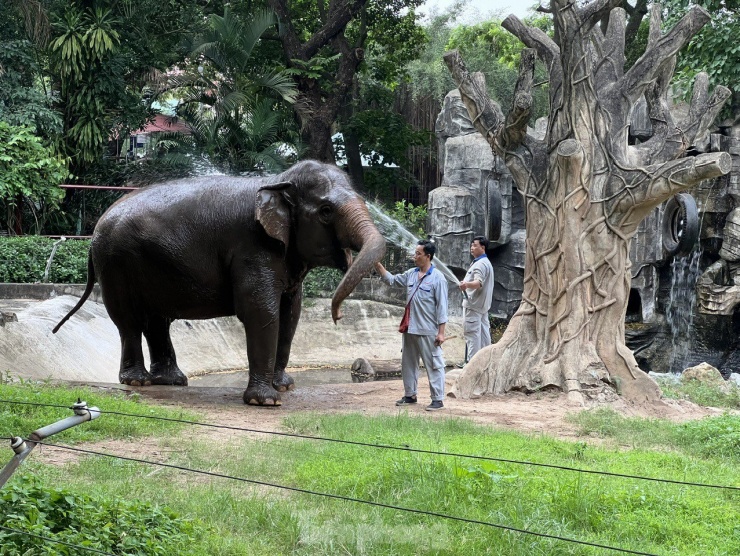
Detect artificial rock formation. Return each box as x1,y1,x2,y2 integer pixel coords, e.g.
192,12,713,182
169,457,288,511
444,1,731,403
695,132,740,319
429,90,527,318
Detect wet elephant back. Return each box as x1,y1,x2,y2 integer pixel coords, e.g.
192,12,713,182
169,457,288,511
92,177,262,320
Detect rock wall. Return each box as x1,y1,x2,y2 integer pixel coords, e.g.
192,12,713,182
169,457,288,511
429,88,526,318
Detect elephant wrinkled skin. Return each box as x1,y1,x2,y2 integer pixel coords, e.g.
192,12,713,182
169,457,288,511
53,161,386,406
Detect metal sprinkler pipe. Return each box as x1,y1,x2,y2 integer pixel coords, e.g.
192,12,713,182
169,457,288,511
0,399,101,488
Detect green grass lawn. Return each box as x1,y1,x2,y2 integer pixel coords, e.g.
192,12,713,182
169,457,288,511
0,382,738,555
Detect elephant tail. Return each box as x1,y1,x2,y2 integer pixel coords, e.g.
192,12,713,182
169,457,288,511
52,252,96,334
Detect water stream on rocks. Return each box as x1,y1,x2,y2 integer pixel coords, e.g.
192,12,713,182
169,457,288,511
666,246,702,373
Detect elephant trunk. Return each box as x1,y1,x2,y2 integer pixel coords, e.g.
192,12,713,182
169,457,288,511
332,199,386,322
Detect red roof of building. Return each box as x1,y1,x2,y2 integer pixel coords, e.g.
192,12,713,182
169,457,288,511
135,114,190,135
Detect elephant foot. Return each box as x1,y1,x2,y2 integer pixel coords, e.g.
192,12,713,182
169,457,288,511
150,363,188,386
120,366,153,387
272,370,295,393
243,383,282,406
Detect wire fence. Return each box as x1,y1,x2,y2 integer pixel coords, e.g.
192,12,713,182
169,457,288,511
1,397,737,555
25,439,663,556
1,399,736,491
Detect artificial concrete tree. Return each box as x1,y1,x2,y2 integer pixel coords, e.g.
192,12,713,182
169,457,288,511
444,1,731,403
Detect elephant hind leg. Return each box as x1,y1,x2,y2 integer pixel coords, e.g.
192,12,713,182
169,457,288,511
144,315,188,386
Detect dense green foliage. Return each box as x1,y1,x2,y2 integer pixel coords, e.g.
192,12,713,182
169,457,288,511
405,10,551,122
388,199,427,237
664,0,740,113
0,0,735,235
42,0,208,178
263,0,427,162
172,8,299,175
303,268,343,298
0,123,68,234
445,14,551,121
0,40,63,138
0,237,89,283
0,478,198,555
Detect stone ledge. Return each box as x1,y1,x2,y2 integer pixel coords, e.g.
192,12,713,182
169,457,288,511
0,283,102,303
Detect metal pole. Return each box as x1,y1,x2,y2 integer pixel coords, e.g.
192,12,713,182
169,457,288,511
0,400,101,488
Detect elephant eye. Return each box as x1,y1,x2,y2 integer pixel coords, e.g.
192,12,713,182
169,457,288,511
319,205,333,220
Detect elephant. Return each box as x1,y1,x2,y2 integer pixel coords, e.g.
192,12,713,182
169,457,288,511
53,160,386,406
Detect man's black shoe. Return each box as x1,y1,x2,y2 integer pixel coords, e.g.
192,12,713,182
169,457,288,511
395,396,417,406
425,400,444,411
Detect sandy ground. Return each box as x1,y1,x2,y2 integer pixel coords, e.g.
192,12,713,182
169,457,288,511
28,363,724,468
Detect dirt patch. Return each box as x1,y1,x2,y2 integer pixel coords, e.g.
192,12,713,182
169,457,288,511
176,379,718,439
32,369,723,467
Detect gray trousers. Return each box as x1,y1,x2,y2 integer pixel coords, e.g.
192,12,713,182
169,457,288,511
401,334,446,401
464,309,491,362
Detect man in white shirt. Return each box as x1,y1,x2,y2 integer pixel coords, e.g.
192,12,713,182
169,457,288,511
458,236,494,362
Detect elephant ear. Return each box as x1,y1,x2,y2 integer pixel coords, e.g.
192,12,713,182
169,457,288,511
256,181,293,248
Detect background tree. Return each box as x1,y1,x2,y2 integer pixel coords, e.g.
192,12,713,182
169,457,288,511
266,0,424,162
0,0,222,233
0,122,67,234
171,8,298,174
444,1,731,403
0,40,62,139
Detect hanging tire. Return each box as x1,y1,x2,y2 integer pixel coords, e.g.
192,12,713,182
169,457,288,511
487,183,502,242
662,193,699,257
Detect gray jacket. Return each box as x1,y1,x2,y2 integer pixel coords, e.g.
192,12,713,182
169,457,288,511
382,265,448,335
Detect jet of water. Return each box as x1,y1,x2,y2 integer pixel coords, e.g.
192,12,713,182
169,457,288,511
366,201,462,287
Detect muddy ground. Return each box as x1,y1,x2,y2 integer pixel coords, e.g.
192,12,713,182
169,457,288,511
28,361,729,469
75,365,720,439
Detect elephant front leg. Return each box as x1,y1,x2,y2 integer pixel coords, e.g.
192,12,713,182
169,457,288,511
273,289,302,393
238,297,282,406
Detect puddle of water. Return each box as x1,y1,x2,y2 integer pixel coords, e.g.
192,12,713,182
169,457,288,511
190,368,394,387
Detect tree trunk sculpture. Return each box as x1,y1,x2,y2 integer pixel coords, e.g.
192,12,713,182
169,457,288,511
444,1,731,403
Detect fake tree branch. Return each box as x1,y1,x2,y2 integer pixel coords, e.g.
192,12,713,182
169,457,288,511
443,49,546,189
618,6,710,106
683,74,732,145
502,15,562,109
578,0,623,36
638,6,678,160
639,71,730,161
442,50,504,152
501,49,535,150
592,7,626,88
614,152,732,224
